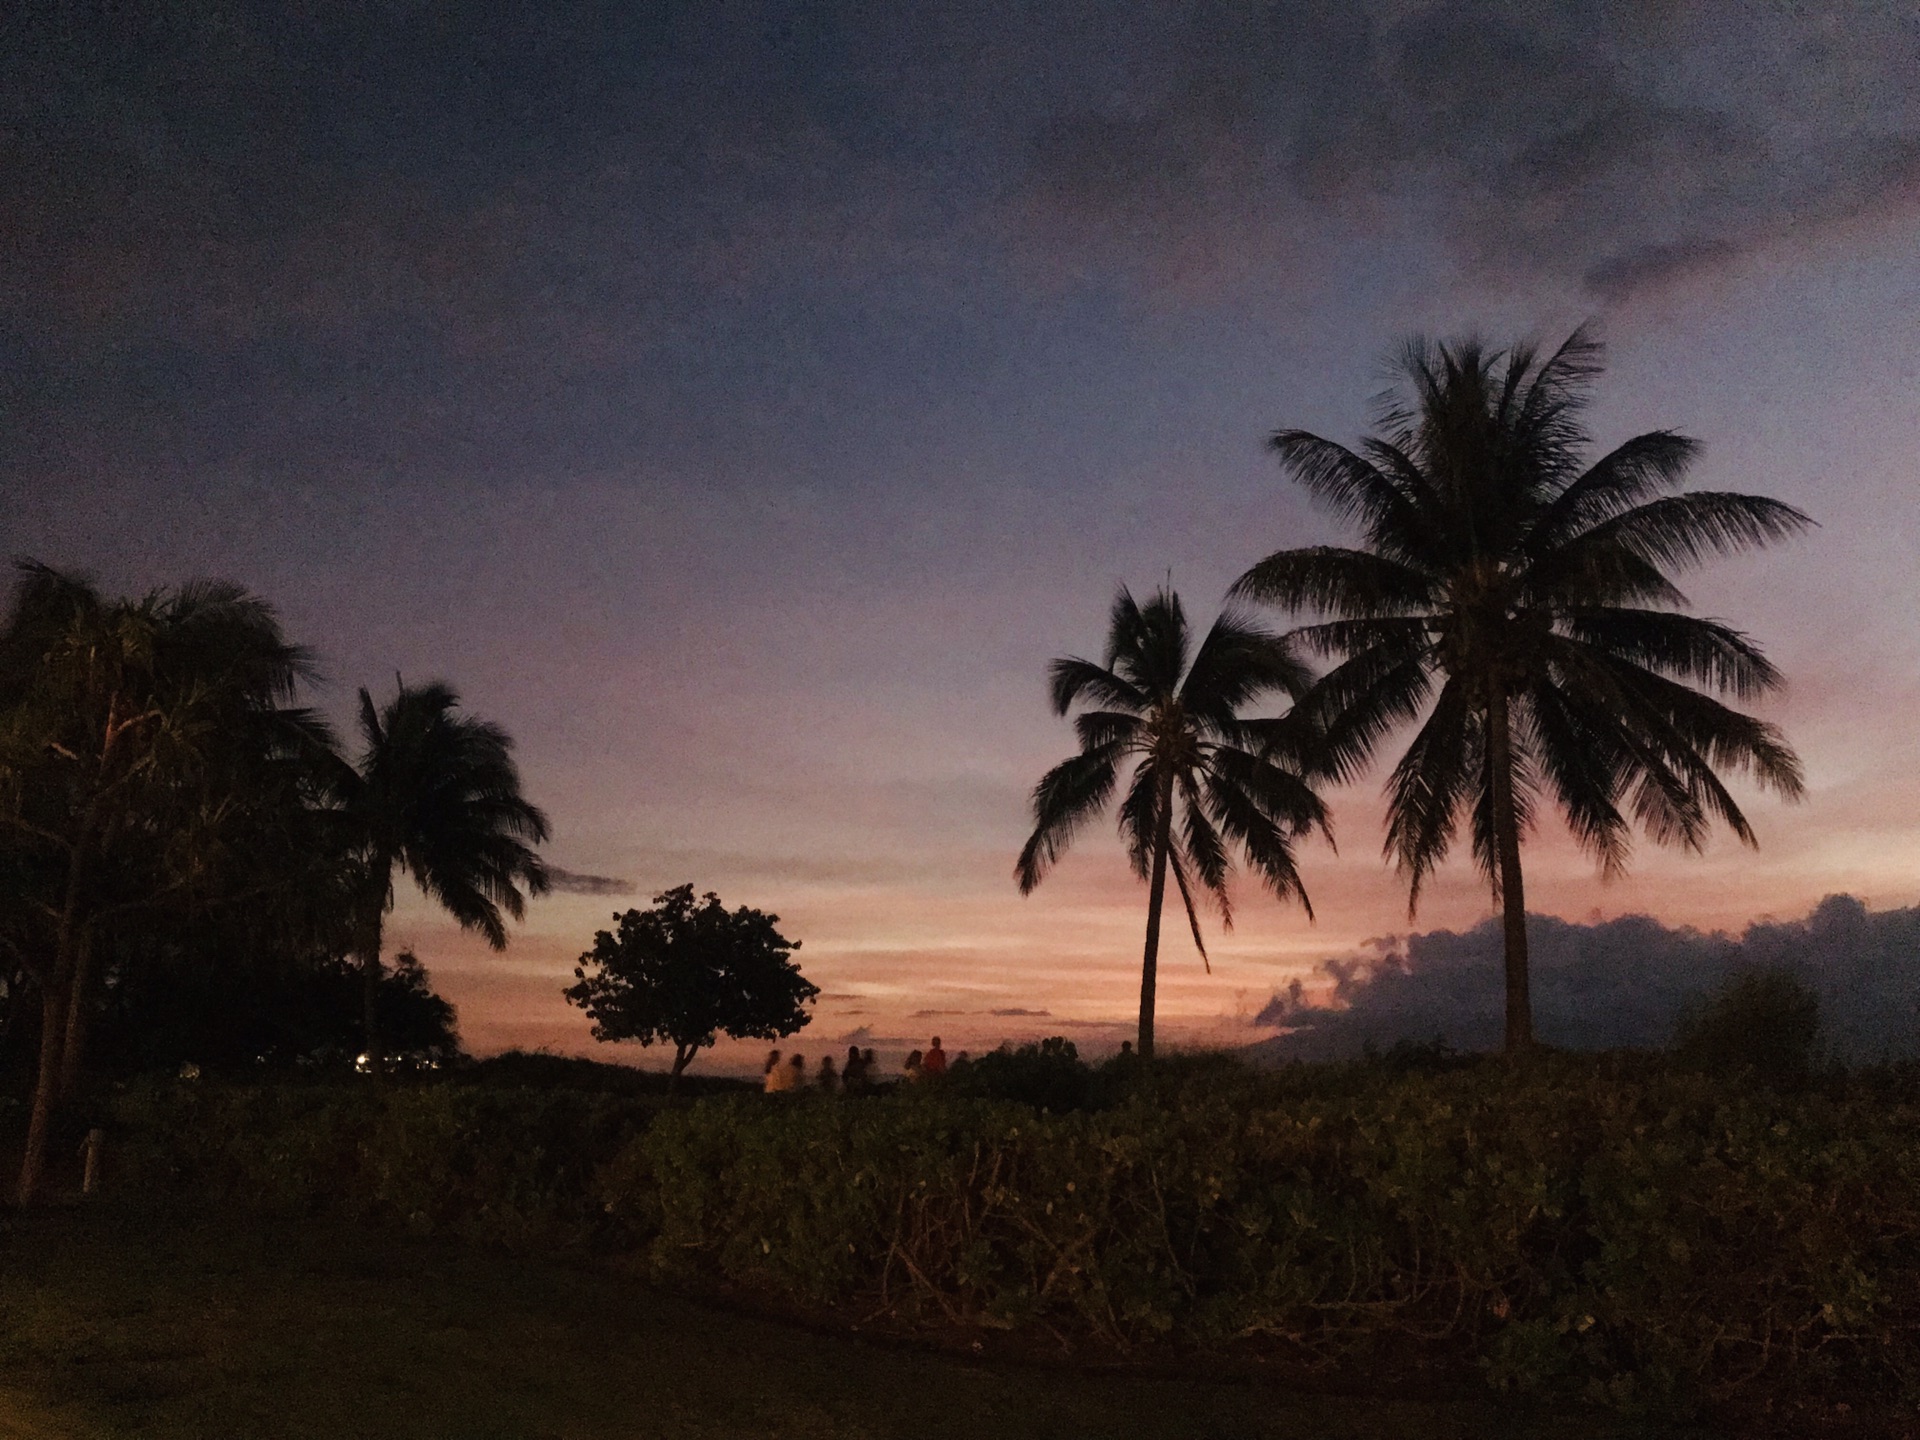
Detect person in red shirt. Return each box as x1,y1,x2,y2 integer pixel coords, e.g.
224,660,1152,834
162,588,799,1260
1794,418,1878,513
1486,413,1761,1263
921,1036,947,1077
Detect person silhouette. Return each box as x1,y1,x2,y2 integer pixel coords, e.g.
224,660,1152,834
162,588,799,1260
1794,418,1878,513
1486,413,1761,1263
922,1035,948,1077
762,1050,785,1093
842,1045,867,1094
817,1055,839,1093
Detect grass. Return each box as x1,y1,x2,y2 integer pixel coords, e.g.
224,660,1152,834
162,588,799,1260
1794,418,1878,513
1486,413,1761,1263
0,1203,1697,1440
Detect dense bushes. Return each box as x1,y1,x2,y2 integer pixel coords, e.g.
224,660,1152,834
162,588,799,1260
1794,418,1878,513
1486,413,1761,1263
115,1081,663,1248
112,1053,1920,1413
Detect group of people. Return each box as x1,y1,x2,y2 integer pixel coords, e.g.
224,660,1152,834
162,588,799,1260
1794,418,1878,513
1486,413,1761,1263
762,1036,955,1094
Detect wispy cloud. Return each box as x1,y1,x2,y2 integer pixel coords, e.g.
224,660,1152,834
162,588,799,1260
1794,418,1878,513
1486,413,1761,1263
544,868,635,897
1007,1,1920,302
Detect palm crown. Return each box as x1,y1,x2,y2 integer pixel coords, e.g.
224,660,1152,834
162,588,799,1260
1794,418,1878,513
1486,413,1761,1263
336,681,550,1067
1232,327,1809,1050
1016,587,1328,1057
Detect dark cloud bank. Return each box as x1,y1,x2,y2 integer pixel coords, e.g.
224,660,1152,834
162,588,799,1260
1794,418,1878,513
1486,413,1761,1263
1258,896,1920,1064
543,868,634,897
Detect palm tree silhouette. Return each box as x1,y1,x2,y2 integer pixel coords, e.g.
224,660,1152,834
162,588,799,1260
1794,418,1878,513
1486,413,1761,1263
1016,587,1329,1058
336,682,549,1073
0,562,325,1202
1232,327,1809,1052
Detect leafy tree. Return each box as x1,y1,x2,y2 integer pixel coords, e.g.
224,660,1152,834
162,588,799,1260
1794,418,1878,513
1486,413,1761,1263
1232,328,1808,1052
1015,587,1329,1059
89,941,460,1076
564,884,816,1084
332,682,549,1075
0,561,327,1202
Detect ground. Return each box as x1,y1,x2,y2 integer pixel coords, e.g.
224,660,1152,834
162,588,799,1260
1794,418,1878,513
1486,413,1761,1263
0,1203,1700,1439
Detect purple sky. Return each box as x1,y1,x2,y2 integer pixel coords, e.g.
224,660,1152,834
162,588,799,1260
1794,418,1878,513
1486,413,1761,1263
7,3,1919,1069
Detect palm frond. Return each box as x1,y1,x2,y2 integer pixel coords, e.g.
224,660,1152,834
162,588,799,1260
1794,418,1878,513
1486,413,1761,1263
1015,743,1124,892
1528,431,1700,547
1165,846,1214,971
1179,610,1312,727
1047,657,1145,718
1557,609,1782,700
1382,677,1477,908
1559,492,1814,574
1229,546,1435,618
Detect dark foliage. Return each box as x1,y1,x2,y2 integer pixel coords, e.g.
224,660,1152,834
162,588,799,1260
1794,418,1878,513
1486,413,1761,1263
1674,966,1822,1085
93,947,459,1077
119,1054,1920,1416
564,885,816,1079
945,1036,1095,1112
456,1050,755,1098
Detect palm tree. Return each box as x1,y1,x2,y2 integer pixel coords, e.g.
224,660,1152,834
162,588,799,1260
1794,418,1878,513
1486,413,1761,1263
1231,327,1809,1052
0,562,323,1203
335,682,550,1073
1016,587,1329,1058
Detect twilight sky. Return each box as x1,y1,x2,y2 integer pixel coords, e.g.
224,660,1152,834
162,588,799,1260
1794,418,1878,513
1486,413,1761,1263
6,1,1919,1069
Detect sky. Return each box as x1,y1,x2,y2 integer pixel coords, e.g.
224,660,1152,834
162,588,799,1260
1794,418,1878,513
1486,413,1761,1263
5,1,1919,1072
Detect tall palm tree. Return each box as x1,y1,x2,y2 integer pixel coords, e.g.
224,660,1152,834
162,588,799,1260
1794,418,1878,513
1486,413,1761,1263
1231,327,1809,1052
0,561,324,1202
336,682,550,1073
1016,587,1329,1058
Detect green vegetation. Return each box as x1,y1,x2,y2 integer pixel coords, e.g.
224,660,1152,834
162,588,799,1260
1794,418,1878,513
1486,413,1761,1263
108,1053,1920,1421
1016,587,1327,1057
0,1203,1682,1440
1233,327,1809,1051
0,564,545,1203
1675,966,1825,1083
565,884,818,1083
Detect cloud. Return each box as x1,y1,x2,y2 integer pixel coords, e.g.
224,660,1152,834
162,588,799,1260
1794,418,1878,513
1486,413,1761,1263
1255,896,1920,1063
989,1007,1052,1017
544,868,635,897
1007,1,1920,302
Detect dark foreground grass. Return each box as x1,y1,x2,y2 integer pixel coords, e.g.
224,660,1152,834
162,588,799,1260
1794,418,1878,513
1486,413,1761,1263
0,1204,1689,1440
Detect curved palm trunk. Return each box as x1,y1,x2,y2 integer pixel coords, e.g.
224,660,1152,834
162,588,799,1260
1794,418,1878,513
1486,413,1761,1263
1136,768,1175,1062
1485,689,1534,1053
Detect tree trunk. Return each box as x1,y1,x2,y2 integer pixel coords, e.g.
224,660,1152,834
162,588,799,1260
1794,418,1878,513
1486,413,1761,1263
668,1044,695,1093
1486,689,1534,1053
361,909,385,1078
57,928,96,1101
1136,768,1176,1062
15,980,69,1207
18,837,93,1206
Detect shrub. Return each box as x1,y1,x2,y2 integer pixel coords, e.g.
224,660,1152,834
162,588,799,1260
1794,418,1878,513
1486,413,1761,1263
944,1036,1094,1112
114,1079,662,1248
1674,966,1823,1083
112,1053,1920,1413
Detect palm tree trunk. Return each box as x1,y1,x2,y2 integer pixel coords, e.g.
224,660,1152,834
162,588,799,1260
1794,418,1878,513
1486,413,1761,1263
1485,689,1534,1053
361,909,385,1078
57,928,96,1101
1136,768,1175,1062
